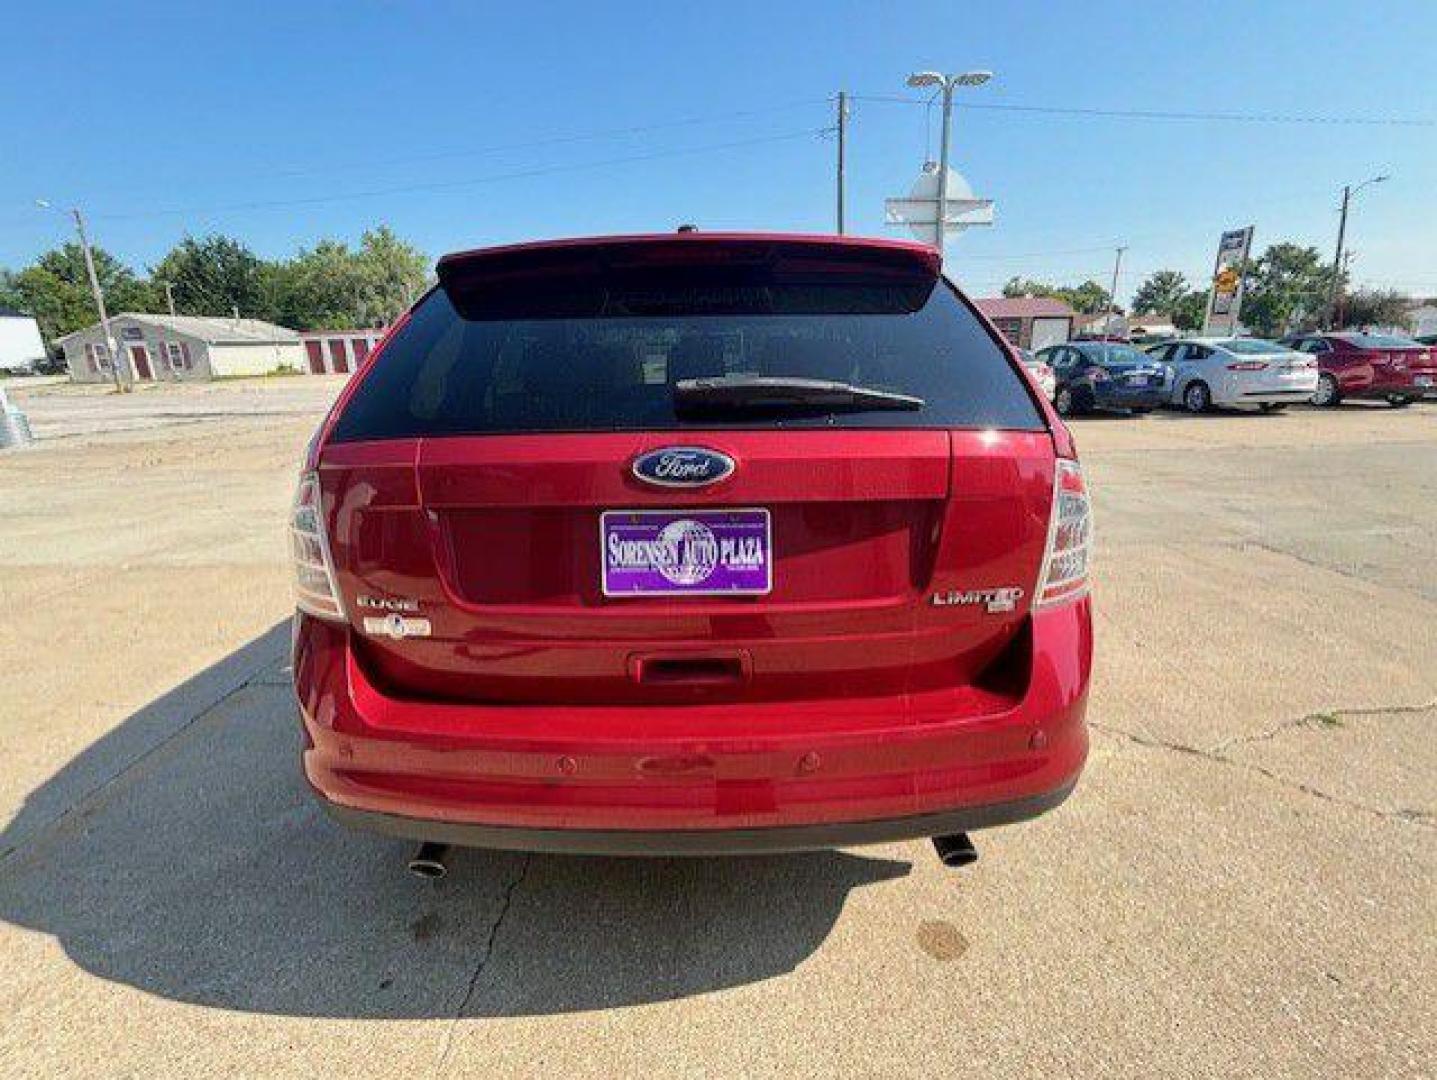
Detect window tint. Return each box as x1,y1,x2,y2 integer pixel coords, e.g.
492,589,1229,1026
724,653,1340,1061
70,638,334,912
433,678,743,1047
1076,343,1151,367
331,282,1045,440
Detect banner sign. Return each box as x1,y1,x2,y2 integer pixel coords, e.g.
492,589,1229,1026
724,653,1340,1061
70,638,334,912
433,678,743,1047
1203,226,1255,335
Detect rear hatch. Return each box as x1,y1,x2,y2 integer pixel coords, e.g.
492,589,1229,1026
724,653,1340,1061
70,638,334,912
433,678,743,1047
318,235,1056,708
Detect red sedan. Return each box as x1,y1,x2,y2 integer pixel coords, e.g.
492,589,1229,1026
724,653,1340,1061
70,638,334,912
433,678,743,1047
290,232,1091,870
1288,332,1437,406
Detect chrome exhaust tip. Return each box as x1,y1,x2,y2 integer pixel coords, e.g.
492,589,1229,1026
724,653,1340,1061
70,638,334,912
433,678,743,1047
932,832,978,869
407,841,451,880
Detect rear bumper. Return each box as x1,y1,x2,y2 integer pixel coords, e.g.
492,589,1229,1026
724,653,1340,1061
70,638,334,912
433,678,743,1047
1232,387,1317,404
1346,372,1437,398
320,780,1077,855
1094,386,1168,409
1216,369,1318,405
294,598,1091,850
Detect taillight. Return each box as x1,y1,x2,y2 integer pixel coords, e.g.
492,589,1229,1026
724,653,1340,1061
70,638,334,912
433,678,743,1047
1226,361,1268,371
1035,459,1092,608
290,471,346,622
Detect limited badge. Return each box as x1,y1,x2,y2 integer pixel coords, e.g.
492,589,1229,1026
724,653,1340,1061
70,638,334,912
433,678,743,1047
930,586,1024,614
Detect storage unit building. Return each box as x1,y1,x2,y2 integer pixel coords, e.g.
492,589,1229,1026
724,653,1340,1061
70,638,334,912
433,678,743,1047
299,329,388,375
972,297,1075,351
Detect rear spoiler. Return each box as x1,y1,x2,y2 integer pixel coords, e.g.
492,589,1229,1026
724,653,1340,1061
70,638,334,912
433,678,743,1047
436,233,941,320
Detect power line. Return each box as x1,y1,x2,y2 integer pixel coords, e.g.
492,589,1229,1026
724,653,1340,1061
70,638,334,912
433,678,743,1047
253,98,835,183
850,94,1433,127
91,127,833,222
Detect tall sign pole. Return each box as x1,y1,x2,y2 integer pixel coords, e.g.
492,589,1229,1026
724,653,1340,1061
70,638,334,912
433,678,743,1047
1202,226,1255,336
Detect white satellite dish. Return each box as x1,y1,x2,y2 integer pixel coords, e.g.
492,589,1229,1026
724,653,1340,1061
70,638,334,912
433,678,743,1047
885,162,995,245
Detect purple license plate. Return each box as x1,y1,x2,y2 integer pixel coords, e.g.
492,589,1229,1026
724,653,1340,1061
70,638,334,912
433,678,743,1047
601,509,772,597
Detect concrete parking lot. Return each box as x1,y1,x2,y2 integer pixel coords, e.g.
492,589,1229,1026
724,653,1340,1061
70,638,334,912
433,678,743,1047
0,380,1432,1078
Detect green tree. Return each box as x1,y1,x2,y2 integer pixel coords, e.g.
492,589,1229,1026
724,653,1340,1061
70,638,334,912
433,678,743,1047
1000,276,1113,315
1240,243,1341,338
357,225,429,325
1,243,157,342
1057,280,1113,316
1002,276,1057,299
272,239,368,330
1132,270,1191,316
1172,289,1209,333
151,234,277,321
1340,288,1411,331
270,227,428,331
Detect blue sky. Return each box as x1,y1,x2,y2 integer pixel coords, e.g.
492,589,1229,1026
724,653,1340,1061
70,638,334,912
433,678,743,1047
5,0,1436,304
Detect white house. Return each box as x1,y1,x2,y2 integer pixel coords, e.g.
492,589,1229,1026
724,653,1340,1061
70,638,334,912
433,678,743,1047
0,307,47,373
56,314,306,383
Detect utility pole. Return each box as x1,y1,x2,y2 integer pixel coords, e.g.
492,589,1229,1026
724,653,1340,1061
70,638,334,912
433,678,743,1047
835,91,848,234
164,282,177,316
1106,245,1127,336
1327,185,1350,330
71,208,127,393
1326,174,1388,330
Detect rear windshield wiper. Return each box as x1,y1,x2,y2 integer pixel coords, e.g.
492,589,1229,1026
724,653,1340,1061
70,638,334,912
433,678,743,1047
673,375,925,413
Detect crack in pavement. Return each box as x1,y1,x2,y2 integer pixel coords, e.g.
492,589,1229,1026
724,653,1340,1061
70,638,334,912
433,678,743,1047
1239,538,1392,592
1208,699,1437,756
1089,711,1436,830
433,853,533,1073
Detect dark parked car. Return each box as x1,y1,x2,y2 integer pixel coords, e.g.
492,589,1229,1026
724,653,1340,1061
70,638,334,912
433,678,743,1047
1283,332,1436,406
292,232,1092,867
1036,341,1172,416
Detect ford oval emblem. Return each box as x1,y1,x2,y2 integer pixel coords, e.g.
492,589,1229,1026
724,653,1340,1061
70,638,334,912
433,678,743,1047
632,447,735,489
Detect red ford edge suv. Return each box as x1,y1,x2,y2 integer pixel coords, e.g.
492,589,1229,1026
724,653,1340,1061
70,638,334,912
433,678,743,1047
290,233,1093,866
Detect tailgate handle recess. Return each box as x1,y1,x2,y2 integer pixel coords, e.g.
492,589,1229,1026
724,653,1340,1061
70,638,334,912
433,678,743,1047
630,651,751,686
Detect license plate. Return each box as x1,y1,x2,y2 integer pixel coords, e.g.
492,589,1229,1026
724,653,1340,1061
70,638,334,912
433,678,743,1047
1417,376,1433,388
601,509,772,596
1127,375,1148,386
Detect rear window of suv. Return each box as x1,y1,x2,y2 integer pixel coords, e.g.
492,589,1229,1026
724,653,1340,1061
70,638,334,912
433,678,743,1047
329,278,1044,440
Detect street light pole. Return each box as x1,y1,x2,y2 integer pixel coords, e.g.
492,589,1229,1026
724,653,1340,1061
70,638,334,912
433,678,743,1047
1327,174,1387,330
935,84,954,251
906,69,992,256
1327,185,1351,331
71,208,126,393
37,200,128,392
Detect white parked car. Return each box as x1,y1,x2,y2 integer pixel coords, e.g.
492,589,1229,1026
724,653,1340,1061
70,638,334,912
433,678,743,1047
1144,337,1319,413
1019,350,1057,401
